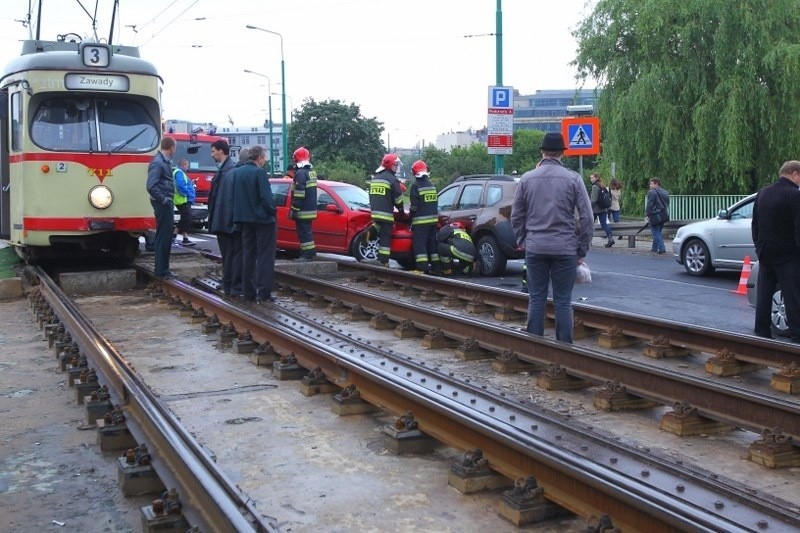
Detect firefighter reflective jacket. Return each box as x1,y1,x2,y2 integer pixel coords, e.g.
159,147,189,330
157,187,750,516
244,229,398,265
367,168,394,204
369,169,404,222
409,176,438,225
290,165,318,220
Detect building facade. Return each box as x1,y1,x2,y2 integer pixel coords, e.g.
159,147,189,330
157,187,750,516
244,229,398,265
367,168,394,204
513,88,600,133
431,89,601,151
219,124,285,173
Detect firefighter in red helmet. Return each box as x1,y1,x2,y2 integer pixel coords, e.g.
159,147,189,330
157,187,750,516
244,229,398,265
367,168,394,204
366,153,404,265
409,160,439,274
289,146,318,261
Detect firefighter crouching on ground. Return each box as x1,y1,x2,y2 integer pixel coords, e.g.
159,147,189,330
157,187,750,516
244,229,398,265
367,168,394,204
437,222,477,276
409,160,439,274
289,146,318,261
367,153,405,265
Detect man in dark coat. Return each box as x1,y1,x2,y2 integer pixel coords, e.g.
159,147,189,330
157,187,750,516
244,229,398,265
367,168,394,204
232,145,277,303
752,160,800,342
209,139,241,296
145,136,177,279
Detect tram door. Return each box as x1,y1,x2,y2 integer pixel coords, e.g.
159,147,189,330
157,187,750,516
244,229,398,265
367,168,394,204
0,91,8,240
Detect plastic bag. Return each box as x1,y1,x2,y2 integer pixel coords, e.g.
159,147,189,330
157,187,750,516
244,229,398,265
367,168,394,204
576,262,592,284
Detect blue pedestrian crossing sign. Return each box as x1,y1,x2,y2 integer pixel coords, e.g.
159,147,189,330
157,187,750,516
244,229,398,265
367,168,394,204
561,117,600,156
569,125,592,148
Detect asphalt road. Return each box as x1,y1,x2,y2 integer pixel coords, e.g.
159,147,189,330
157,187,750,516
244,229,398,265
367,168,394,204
486,247,753,337
164,232,755,338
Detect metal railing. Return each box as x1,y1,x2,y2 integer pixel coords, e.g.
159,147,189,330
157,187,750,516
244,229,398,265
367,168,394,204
665,195,749,221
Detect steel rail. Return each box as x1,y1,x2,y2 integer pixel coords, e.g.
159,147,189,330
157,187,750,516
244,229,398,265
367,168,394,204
158,273,800,532
335,261,800,370
31,267,274,533
276,270,800,440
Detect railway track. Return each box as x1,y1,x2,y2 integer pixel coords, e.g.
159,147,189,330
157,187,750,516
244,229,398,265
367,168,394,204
28,265,273,533
268,266,800,445
26,259,800,531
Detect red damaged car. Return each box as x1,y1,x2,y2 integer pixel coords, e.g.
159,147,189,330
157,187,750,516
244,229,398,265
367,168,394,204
269,178,414,268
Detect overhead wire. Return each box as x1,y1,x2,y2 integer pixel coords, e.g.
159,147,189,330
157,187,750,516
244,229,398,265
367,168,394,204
140,0,201,47
132,0,180,36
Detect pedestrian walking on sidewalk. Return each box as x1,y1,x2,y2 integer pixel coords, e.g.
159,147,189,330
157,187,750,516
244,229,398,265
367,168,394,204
590,173,614,247
645,178,670,254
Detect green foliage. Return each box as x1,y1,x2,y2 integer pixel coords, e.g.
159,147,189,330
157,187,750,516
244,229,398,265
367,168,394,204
314,157,369,188
505,129,545,174
573,0,800,197
288,98,385,175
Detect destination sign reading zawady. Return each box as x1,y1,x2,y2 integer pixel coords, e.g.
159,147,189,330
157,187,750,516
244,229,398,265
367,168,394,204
64,73,130,92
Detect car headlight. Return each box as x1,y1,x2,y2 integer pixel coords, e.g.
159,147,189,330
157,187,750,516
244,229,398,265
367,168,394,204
88,185,113,209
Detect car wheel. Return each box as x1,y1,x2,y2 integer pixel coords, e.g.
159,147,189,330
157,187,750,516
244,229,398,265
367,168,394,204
351,229,379,262
477,235,507,277
681,238,714,276
770,288,790,338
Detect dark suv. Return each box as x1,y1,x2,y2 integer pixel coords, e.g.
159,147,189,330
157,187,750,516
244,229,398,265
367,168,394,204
437,174,522,276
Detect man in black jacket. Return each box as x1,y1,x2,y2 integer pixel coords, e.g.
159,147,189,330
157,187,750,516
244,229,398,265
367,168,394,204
145,136,177,279
752,160,800,342
232,146,277,303
209,139,241,296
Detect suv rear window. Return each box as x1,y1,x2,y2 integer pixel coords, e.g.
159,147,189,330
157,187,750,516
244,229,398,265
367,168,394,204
486,184,503,207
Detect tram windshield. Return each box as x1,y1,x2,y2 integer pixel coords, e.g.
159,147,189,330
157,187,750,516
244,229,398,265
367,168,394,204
31,97,159,153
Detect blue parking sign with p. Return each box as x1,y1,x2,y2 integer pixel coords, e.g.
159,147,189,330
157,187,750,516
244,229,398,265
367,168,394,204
489,86,513,109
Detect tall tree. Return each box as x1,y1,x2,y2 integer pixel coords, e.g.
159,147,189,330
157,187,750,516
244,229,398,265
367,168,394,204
289,99,385,175
506,129,546,174
573,0,800,196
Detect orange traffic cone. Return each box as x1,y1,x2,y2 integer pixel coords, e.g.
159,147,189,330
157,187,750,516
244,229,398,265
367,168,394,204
733,255,751,295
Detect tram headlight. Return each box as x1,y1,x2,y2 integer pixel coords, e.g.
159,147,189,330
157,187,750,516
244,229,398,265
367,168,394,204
88,185,113,210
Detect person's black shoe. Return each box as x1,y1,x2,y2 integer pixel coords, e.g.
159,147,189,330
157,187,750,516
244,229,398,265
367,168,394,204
182,239,196,247
256,296,276,304
156,272,177,280
144,246,154,252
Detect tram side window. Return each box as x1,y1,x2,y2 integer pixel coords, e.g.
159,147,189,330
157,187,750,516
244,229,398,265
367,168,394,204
10,92,21,152
97,100,158,153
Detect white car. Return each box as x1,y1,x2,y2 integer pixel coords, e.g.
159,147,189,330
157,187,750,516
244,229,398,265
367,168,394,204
672,194,756,276
746,262,789,337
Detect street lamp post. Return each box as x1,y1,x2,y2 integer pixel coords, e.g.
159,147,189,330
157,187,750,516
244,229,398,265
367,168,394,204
243,69,275,175
246,25,287,172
